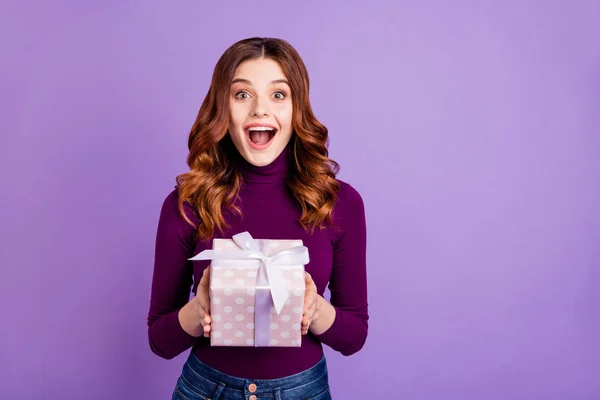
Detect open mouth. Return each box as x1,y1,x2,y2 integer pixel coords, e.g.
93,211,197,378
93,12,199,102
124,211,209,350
245,126,277,150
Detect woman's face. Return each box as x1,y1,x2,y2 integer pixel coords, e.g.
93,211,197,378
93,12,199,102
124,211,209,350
228,57,293,167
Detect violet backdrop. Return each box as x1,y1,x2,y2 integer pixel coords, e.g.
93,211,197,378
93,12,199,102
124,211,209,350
1,1,599,399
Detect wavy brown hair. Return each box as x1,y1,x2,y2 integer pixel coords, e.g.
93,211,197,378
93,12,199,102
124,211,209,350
176,37,340,242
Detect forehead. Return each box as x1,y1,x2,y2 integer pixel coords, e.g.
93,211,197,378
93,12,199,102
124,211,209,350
232,58,287,84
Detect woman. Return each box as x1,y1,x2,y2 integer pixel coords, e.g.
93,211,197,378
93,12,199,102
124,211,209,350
147,37,368,400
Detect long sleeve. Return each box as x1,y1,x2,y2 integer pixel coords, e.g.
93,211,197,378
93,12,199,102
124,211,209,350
314,182,369,356
147,189,200,359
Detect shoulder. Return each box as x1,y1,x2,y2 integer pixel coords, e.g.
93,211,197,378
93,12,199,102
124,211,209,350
162,187,179,208
160,188,182,218
331,179,366,230
336,179,363,200
162,187,199,215
334,179,365,213
158,187,200,234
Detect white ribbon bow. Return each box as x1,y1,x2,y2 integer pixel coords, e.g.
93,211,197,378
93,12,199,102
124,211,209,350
188,232,309,314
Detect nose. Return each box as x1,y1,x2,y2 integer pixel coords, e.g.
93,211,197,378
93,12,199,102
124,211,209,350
251,110,268,117
250,97,269,117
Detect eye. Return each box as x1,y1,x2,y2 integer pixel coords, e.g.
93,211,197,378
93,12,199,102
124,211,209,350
234,91,250,100
273,91,286,100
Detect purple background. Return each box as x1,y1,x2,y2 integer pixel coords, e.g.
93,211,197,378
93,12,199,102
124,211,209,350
1,1,599,399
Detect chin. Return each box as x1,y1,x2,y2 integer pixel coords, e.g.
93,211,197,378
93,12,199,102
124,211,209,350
242,147,281,167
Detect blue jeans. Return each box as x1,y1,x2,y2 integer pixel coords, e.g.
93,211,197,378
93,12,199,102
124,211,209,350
172,352,332,400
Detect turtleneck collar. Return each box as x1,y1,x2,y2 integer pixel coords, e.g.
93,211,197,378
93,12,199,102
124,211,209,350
230,142,291,185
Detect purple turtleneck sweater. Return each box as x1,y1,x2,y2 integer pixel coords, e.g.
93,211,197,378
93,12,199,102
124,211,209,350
147,145,368,379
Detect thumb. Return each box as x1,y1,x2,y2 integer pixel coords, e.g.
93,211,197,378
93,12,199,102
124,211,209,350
196,290,211,315
304,271,316,288
200,264,211,286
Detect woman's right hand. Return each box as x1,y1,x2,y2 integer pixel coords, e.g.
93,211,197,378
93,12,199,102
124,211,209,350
178,266,212,338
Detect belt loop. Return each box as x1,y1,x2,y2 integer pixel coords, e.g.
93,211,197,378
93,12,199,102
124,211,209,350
274,387,282,400
211,382,226,400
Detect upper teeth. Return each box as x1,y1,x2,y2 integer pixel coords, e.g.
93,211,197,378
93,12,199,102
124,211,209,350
248,126,275,131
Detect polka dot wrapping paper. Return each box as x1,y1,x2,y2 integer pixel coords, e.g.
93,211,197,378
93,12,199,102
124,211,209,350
207,236,307,347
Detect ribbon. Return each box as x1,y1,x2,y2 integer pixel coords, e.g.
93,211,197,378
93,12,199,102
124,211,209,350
188,232,309,346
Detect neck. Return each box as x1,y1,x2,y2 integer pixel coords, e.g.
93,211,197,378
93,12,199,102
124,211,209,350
230,143,291,186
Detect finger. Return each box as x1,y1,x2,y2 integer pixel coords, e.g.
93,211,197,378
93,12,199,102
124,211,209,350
304,271,315,286
200,265,211,285
305,271,318,289
302,322,310,335
304,303,316,320
302,315,310,326
204,314,212,325
303,294,315,312
302,315,312,330
303,314,315,327
302,316,314,333
303,304,318,332
198,296,211,316
307,300,318,317
303,297,317,316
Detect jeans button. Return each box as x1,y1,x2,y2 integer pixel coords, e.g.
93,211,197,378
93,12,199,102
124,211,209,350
249,395,257,400
248,383,257,393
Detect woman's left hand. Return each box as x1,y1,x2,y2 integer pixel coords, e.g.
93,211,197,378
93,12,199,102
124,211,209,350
302,271,320,335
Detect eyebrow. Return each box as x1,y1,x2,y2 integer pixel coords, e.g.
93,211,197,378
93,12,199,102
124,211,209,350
231,78,290,86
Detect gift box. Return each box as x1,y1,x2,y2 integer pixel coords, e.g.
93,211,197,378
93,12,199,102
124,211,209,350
189,232,309,347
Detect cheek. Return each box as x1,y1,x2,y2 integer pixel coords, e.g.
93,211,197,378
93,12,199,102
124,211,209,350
276,105,293,126
228,104,246,130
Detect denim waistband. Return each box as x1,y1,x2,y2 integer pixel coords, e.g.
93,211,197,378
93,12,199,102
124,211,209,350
181,351,328,395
